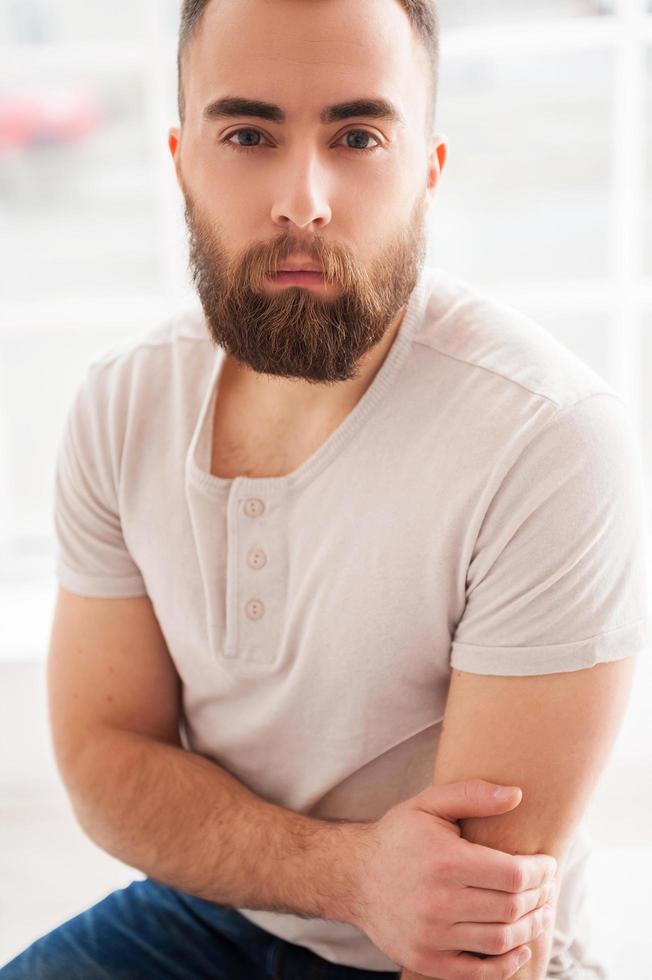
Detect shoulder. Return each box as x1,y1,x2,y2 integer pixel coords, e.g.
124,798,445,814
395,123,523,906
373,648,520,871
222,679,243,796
75,303,214,423
412,266,617,414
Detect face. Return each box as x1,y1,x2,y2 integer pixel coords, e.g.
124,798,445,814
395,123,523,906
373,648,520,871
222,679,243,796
170,0,446,385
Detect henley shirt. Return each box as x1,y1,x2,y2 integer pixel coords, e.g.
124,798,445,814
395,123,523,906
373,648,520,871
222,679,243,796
53,264,650,976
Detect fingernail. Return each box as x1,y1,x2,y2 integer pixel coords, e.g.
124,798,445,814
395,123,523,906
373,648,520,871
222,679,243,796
518,947,532,966
493,786,517,799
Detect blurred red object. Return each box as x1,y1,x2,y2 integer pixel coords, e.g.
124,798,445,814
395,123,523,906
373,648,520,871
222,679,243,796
0,86,104,151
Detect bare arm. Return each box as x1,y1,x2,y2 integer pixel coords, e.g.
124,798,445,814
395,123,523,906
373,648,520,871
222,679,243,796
66,725,368,924
47,587,366,927
399,657,636,980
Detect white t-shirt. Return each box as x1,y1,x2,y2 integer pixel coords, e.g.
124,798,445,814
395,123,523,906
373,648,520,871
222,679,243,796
53,264,649,975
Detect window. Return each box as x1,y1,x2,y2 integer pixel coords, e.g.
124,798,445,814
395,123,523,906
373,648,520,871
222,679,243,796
2,0,651,661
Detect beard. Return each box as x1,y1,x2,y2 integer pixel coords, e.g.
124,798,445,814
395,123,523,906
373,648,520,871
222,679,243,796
182,185,428,384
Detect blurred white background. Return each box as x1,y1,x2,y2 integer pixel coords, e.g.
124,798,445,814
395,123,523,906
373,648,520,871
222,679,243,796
1,0,652,975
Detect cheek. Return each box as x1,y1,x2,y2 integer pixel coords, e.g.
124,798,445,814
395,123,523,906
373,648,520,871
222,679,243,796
343,166,409,223
338,156,415,219
179,137,258,245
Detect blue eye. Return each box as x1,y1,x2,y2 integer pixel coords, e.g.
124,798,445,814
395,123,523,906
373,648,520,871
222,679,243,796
340,130,381,152
221,127,382,155
223,128,265,152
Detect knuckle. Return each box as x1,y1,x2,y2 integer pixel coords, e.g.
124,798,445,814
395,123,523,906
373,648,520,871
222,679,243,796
491,925,512,955
434,882,450,908
410,947,434,977
436,854,452,879
464,778,483,805
414,924,434,951
510,863,525,893
504,898,521,923
533,909,547,938
419,909,444,943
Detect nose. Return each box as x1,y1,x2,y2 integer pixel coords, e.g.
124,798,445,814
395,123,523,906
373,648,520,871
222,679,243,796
270,149,332,231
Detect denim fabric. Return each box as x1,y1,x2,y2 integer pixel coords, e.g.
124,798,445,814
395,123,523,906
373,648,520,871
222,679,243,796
0,876,401,979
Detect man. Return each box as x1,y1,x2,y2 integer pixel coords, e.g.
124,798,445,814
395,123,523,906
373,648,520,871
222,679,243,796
2,0,647,978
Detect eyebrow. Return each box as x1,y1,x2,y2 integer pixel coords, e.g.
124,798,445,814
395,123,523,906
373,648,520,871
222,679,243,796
202,95,404,126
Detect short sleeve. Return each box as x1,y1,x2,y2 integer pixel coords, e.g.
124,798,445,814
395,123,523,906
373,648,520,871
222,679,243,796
52,365,148,598
450,392,651,675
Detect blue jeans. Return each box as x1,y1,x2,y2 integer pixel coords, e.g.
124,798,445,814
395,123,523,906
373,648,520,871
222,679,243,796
0,876,400,979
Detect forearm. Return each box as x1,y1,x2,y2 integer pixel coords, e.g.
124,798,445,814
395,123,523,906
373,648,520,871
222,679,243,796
66,727,367,924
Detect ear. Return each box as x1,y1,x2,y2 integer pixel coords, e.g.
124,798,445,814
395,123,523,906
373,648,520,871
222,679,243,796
426,134,447,200
168,127,182,188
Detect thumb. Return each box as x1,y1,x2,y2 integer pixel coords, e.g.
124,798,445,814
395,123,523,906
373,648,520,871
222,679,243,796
414,779,523,822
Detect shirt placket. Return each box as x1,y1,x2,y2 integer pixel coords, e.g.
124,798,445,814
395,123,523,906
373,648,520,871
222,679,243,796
223,479,288,666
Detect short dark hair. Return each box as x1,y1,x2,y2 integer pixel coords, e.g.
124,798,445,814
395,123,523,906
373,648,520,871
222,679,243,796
177,0,440,136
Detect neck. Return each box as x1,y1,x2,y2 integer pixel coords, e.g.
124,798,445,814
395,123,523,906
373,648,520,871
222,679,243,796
219,305,407,425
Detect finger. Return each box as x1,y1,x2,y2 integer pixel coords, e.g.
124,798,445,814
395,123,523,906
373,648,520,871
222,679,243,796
422,945,532,980
447,879,556,923
448,902,552,956
455,837,558,892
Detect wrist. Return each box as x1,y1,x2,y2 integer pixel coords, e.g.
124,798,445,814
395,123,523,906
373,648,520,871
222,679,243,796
306,818,376,927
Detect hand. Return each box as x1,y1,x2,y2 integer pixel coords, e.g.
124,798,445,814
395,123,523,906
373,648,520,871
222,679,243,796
349,779,558,979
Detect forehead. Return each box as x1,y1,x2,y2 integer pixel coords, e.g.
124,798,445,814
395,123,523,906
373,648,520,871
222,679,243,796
183,0,426,124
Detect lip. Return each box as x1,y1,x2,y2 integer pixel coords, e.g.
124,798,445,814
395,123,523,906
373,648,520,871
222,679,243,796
277,255,322,273
268,270,325,287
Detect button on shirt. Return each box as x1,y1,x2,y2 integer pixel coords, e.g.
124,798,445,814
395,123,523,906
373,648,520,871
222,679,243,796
247,547,267,570
244,497,265,518
52,264,650,973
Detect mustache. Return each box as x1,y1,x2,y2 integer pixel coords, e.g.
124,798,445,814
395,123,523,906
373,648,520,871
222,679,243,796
242,240,365,295
182,198,367,294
